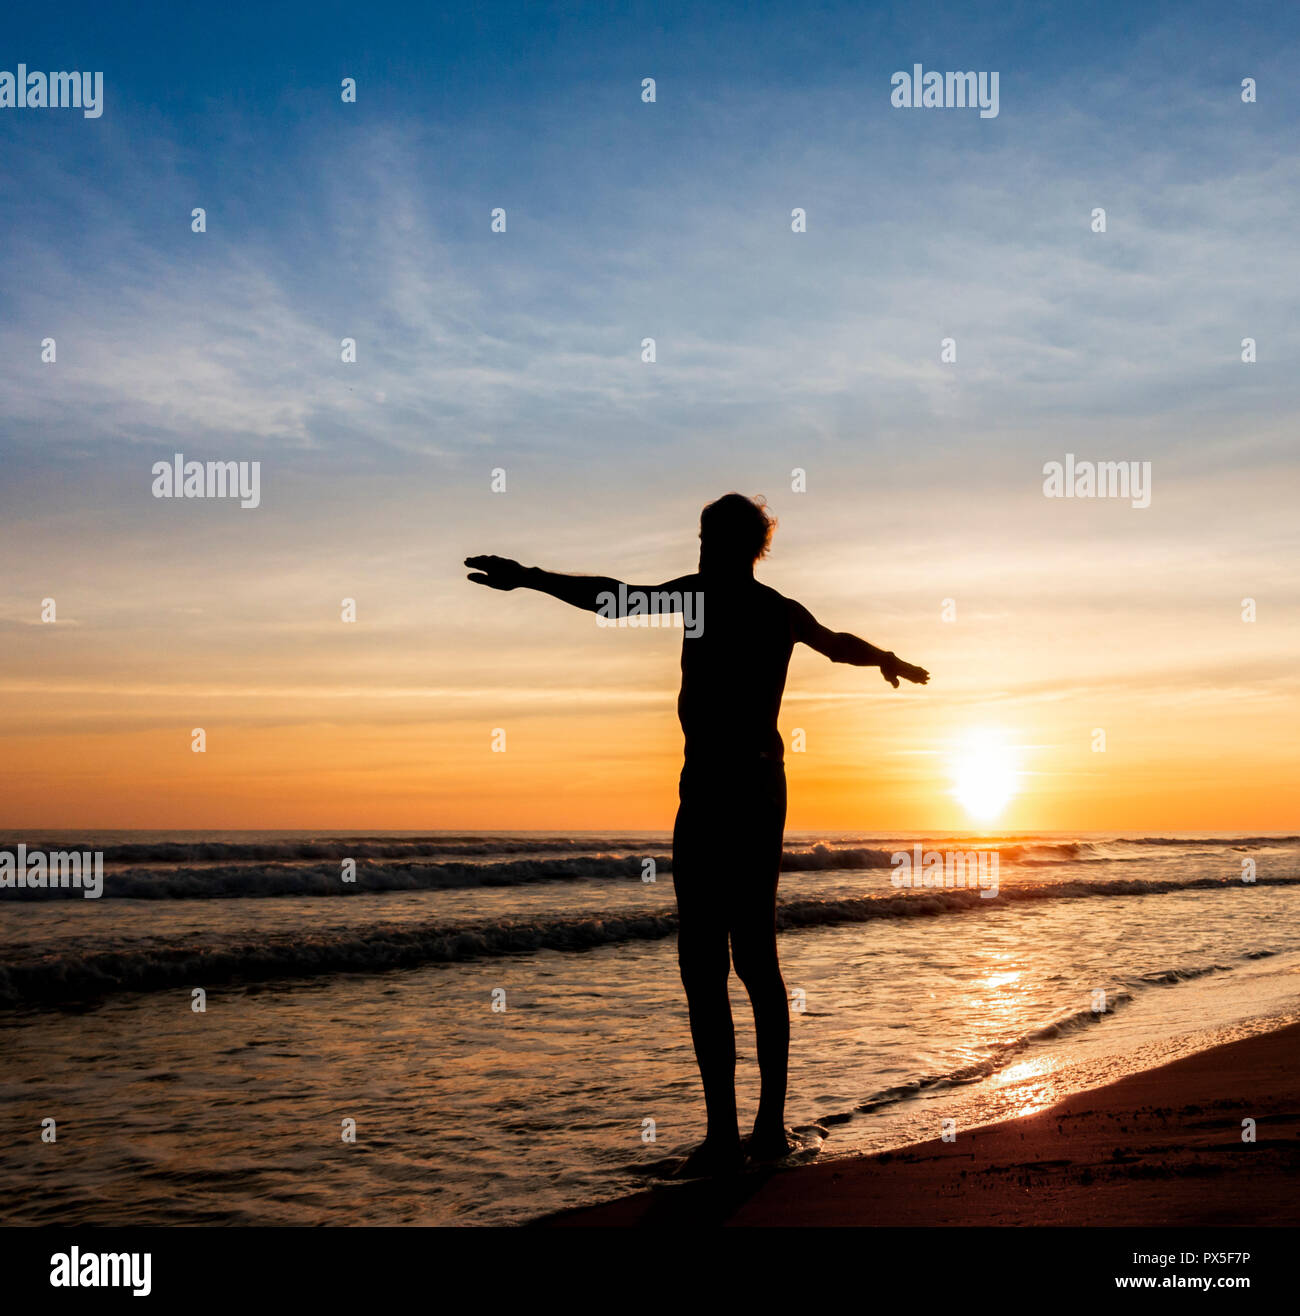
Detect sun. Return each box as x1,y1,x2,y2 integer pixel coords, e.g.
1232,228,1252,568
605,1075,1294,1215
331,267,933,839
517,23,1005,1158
950,728,1022,823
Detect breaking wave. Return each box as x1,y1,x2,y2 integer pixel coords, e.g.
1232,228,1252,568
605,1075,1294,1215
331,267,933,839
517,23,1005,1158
3,875,1295,1008
11,830,1288,900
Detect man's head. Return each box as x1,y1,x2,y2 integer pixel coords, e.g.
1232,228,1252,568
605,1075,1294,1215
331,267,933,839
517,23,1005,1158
698,493,776,571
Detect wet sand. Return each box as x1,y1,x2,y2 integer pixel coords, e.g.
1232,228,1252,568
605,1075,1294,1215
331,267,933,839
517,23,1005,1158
538,1021,1300,1226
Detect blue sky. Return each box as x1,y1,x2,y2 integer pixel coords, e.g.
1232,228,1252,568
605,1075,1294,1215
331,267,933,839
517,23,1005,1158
2,1,1297,827
5,1,1296,474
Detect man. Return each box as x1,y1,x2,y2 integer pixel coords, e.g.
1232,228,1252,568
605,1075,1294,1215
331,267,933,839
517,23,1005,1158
466,492,929,1175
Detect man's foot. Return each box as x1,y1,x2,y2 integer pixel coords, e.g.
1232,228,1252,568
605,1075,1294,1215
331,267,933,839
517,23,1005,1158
747,1124,795,1162
671,1137,745,1179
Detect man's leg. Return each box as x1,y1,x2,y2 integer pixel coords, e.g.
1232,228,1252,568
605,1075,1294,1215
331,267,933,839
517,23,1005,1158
729,762,790,1158
730,892,789,1156
671,791,743,1173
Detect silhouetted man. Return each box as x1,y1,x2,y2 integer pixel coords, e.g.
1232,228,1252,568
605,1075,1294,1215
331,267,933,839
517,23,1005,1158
466,493,928,1175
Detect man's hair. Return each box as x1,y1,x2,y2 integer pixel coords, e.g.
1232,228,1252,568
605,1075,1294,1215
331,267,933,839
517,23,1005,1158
699,493,776,563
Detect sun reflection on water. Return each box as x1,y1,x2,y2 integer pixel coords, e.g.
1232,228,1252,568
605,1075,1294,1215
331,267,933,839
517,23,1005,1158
991,1055,1064,1119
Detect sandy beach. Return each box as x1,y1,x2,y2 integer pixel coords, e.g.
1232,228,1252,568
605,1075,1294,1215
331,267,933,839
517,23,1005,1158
538,1021,1300,1227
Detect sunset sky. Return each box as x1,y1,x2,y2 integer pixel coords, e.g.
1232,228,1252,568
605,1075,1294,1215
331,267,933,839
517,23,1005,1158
2,1,1297,831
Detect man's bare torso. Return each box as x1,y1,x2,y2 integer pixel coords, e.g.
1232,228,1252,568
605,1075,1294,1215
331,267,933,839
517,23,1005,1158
676,574,797,763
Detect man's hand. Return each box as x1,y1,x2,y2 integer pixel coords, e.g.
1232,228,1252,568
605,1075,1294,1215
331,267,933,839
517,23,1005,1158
465,555,528,591
881,652,930,689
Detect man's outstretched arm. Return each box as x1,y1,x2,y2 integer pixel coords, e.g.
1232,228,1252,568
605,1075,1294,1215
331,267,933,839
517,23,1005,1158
465,555,693,615
789,599,930,688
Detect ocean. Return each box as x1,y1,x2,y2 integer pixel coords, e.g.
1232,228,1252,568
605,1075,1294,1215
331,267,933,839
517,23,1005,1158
2,829,1298,1225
